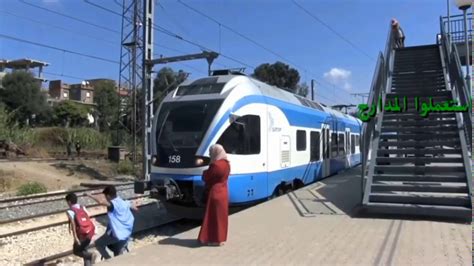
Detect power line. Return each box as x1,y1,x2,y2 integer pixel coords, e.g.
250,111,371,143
291,0,375,62
14,1,225,74
0,34,120,65
83,0,123,17
157,1,191,36
19,0,120,34
82,1,256,70
175,0,357,100
0,10,118,47
44,71,88,81
176,0,311,78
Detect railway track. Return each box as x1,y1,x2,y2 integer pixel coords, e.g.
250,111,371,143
0,151,108,162
0,184,137,224
0,198,153,238
22,208,191,266
0,182,134,207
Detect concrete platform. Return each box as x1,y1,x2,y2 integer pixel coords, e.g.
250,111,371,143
103,166,471,265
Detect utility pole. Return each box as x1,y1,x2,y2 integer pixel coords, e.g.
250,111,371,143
117,0,145,168
310,79,315,101
142,0,154,181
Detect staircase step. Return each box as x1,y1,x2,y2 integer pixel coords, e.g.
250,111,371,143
394,61,441,66
382,120,457,127
379,140,459,147
381,125,457,132
392,75,443,80
393,65,441,74
373,174,466,183
368,193,470,207
374,165,465,173
386,91,451,97
375,157,463,164
362,202,471,220
390,87,447,92
377,148,461,155
371,183,467,193
384,97,451,103
379,133,458,140
395,44,438,50
383,112,455,119
392,71,443,76
391,79,445,84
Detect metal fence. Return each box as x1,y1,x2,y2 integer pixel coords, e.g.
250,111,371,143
442,13,473,43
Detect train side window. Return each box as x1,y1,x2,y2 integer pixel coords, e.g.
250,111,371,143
296,130,306,151
310,131,320,161
351,134,356,154
331,132,338,157
217,115,260,155
338,133,345,155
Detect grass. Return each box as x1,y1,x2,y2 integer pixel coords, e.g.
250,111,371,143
116,160,135,175
16,182,47,196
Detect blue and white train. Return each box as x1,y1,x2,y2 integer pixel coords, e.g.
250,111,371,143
135,70,362,219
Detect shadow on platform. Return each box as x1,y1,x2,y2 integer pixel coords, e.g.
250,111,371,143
158,238,203,248
288,165,469,223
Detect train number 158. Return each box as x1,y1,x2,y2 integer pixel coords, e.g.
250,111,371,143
168,155,181,163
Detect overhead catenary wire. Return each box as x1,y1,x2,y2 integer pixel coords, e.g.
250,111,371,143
291,0,375,62
20,0,354,106
0,34,120,65
83,1,256,70
11,1,222,79
0,10,119,47
175,0,355,101
44,71,89,81
19,0,120,34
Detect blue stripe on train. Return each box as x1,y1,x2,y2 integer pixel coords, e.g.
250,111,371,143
197,95,360,154
151,154,361,204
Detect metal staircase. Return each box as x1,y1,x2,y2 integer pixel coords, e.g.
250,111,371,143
361,19,472,220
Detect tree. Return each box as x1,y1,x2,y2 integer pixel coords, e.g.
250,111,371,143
252,61,300,92
53,100,90,127
153,67,188,105
0,71,49,125
296,82,309,98
93,80,120,132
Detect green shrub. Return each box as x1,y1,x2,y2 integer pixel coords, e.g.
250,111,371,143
35,127,111,152
16,182,47,196
117,160,135,175
0,105,37,146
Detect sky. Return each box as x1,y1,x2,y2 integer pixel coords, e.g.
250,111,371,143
0,0,469,106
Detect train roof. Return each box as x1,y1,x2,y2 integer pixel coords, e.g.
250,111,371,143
167,73,361,125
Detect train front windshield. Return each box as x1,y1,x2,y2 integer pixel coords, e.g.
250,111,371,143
155,99,223,168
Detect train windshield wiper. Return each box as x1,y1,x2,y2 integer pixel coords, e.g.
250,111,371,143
156,111,178,152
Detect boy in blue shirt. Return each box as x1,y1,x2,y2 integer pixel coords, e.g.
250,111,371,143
87,185,138,260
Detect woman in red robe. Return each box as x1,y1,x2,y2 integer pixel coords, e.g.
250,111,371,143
198,144,230,246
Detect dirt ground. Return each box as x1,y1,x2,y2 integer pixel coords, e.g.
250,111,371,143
0,159,133,197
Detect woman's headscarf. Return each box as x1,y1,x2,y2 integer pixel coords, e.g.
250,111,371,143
391,18,399,28
209,144,228,163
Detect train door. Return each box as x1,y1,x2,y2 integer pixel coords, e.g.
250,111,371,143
321,124,331,177
345,128,351,167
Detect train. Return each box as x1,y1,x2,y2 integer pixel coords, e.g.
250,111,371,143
135,69,362,219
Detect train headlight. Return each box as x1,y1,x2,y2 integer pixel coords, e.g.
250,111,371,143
195,156,210,166
195,158,204,166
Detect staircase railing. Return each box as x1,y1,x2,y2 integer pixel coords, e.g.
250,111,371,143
439,16,472,197
361,23,393,201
